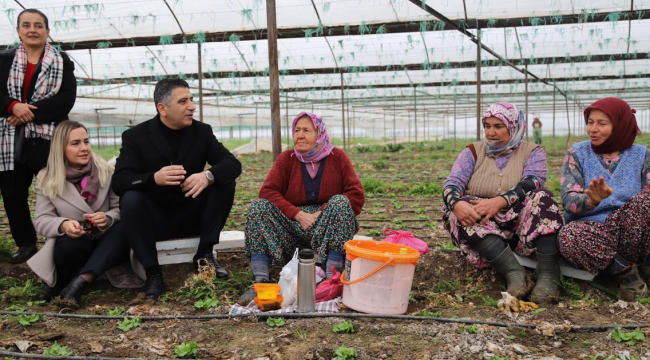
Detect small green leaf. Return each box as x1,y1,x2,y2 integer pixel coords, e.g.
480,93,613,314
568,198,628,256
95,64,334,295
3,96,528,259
266,317,286,327
4,305,26,312
335,345,358,360
107,306,125,316
42,341,73,356
417,310,442,317
116,316,141,331
193,297,219,310
611,328,645,346
17,313,43,326
174,341,198,359
332,320,355,334
531,307,547,314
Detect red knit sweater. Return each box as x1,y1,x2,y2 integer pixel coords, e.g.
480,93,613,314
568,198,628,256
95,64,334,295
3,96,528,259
259,148,365,219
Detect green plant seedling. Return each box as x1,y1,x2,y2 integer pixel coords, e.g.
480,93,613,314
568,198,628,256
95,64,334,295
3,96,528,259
487,356,509,360
42,341,73,356
4,305,26,312
107,306,125,316
531,307,547,314
611,328,645,346
17,313,43,326
332,320,355,334
26,300,46,306
368,210,379,215
266,317,286,327
417,310,442,317
174,342,198,359
116,316,141,331
439,241,456,250
372,160,386,169
335,345,358,360
415,208,426,214
466,324,480,334
193,297,219,310
367,230,382,237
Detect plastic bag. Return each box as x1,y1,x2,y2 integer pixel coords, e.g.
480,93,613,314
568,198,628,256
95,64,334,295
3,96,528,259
278,249,299,307
315,266,343,303
381,228,429,255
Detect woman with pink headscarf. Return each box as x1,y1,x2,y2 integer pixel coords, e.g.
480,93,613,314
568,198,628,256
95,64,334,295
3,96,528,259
442,102,563,304
239,112,365,304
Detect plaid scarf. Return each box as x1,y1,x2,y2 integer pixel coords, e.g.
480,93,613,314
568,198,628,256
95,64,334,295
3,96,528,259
0,43,63,171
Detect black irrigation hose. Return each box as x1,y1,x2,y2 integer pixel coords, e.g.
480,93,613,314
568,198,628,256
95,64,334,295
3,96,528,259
1,310,646,331
0,350,147,360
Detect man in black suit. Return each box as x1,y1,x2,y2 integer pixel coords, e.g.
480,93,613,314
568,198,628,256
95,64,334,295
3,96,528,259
112,78,241,300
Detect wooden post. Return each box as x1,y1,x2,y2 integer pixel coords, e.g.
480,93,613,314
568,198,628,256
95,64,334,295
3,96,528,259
266,0,281,160
525,64,529,140
340,73,346,150
476,29,481,141
198,43,203,122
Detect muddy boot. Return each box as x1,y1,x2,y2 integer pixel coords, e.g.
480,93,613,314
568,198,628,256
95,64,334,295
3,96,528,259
489,246,528,298
237,277,273,306
529,251,561,304
59,276,89,308
614,264,647,302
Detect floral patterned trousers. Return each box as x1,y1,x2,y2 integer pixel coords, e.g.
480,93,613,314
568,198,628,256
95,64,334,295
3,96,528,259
443,189,564,268
559,189,650,274
244,195,359,266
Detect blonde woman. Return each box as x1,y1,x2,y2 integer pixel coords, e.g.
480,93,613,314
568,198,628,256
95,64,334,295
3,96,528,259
27,121,125,308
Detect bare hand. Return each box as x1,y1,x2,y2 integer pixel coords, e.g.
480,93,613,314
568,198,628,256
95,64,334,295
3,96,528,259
61,220,86,239
154,165,186,186
470,196,508,225
84,212,109,229
585,176,613,206
11,103,37,123
181,173,209,198
294,211,321,230
452,201,481,227
6,115,21,127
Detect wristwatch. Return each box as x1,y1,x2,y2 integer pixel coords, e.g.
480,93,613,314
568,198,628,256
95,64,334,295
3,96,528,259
204,170,214,185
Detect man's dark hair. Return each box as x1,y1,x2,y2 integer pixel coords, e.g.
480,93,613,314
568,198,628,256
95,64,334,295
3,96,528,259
153,78,190,111
17,9,49,30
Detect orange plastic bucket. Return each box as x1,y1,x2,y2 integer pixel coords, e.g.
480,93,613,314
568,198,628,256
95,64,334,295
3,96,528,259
341,240,420,314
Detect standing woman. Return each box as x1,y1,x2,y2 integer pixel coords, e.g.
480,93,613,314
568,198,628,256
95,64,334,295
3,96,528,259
442,102,563,304
28,121,127,308
0,9,76,263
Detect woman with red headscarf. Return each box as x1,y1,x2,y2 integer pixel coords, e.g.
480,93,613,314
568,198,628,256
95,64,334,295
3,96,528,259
559,97,650,301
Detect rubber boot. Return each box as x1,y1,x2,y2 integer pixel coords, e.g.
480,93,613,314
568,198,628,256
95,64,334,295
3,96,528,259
489,246,528,298
529,251,561,304
614,264,647,302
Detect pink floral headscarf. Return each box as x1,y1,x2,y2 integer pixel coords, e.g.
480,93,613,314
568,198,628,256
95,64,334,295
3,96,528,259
481,102,526,158
292,112,334,163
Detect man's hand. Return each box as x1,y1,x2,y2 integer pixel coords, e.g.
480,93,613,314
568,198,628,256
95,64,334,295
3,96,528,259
470,196,508,225
294,211,322,230
61,220,86,239
181,172,209,198
154,165,186,186
585,176,613,207
83,212,109,229
11,103,37,123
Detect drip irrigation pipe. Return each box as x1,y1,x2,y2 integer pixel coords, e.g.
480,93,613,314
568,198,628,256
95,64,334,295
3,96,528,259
0,310,646,332
0,350,146,360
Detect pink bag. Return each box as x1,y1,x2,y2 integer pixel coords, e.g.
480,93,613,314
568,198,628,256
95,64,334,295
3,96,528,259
315,266,343,303
381,229,429,255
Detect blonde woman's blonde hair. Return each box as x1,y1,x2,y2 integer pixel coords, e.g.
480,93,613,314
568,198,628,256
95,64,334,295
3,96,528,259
37,121,113,199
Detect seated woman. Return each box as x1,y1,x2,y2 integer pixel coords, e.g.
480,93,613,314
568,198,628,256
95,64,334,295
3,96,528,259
558,97,650,301
442,102,563,304
239,112,365,304
27,121,128,307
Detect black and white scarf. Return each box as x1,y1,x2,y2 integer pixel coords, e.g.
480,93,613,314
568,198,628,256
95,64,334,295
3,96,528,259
0,43,63,171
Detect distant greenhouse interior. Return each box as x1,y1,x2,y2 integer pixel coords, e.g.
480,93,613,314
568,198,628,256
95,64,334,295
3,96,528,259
3,0,650,146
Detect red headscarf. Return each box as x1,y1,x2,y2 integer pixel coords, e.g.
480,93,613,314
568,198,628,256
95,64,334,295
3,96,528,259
584,97,640,154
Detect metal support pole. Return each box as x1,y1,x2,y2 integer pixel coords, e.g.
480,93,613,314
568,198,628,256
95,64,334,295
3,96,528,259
266,0,281,160
255,105,258,152
552,87,556,151
476,29,482,141
525,64,529,140
383,112,387,140
198,43,203,122
393,101,396,144
414,89,418,144
340,73,346,150
453,98,457,148
285,92,290,148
